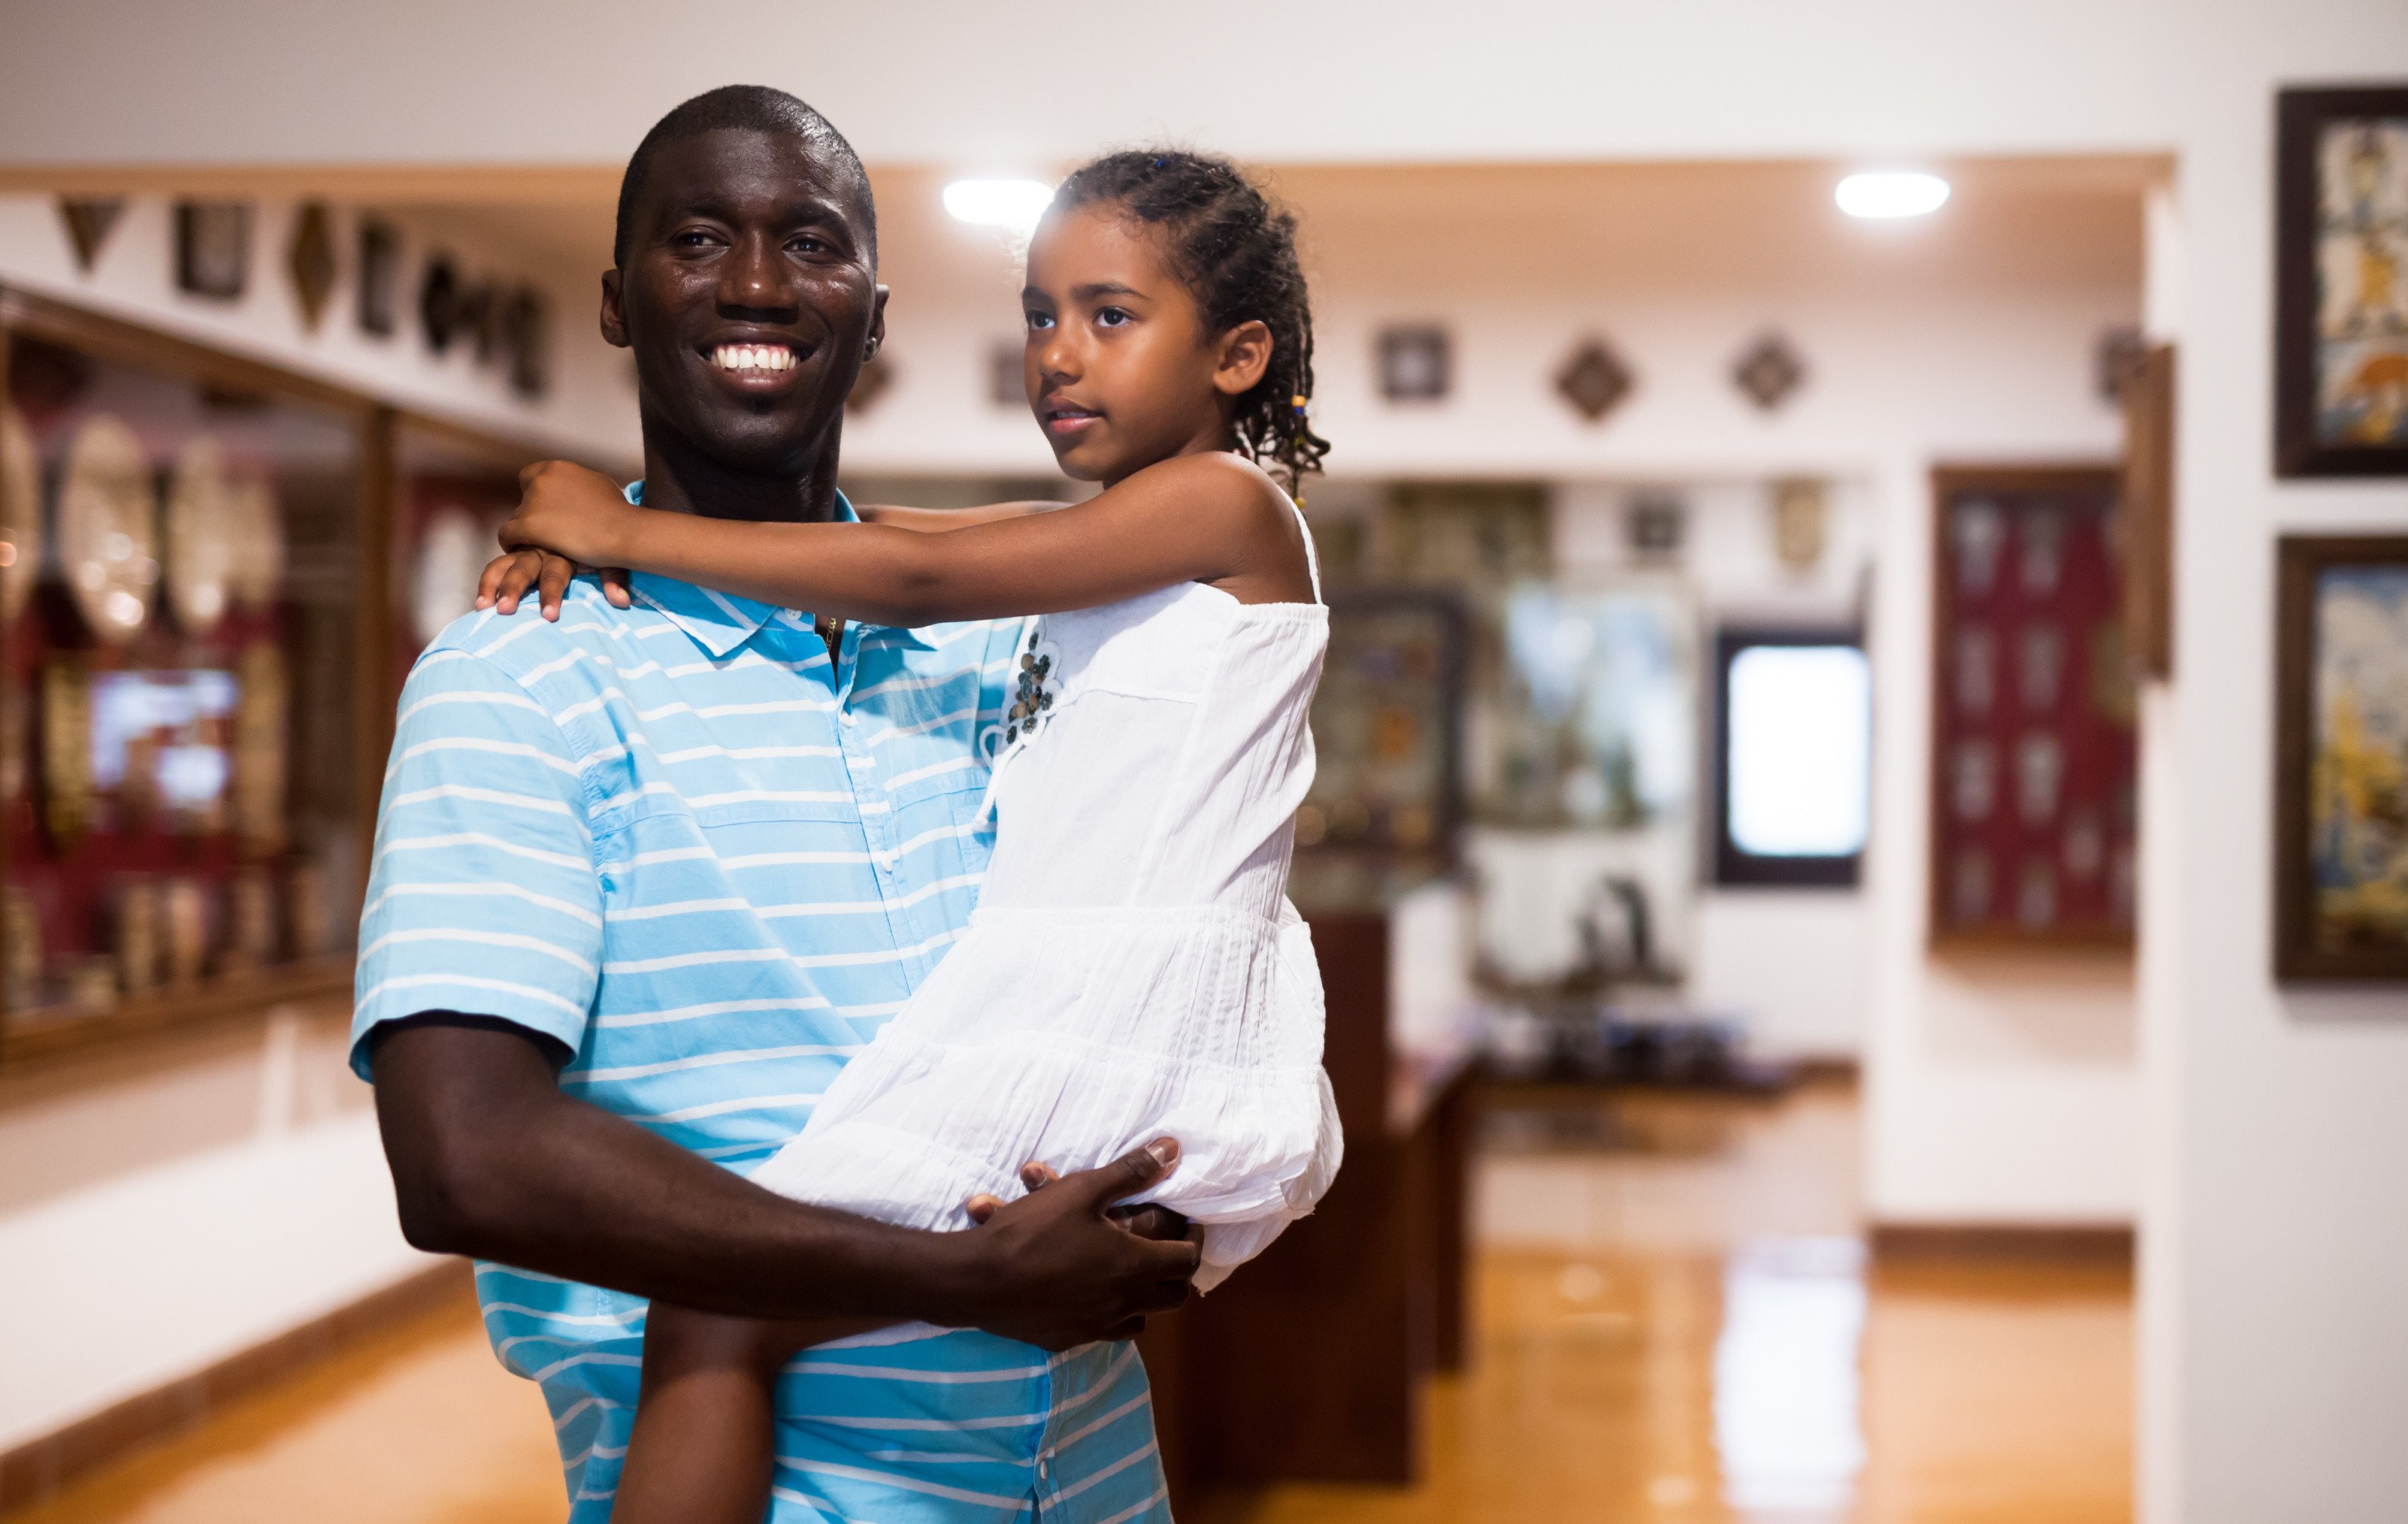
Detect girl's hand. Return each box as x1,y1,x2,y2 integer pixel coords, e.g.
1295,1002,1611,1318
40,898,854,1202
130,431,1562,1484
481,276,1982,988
499,460,643,568
476,548,634,621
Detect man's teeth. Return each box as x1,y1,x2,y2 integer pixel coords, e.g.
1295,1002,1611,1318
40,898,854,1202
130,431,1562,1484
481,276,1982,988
712,344,797,373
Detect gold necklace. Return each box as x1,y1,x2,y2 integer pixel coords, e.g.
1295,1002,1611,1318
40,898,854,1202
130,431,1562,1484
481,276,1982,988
815,612,845,659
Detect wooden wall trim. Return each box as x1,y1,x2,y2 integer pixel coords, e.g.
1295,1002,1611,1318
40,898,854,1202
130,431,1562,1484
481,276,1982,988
1869,1221,2134,1266
0,1258,469,1516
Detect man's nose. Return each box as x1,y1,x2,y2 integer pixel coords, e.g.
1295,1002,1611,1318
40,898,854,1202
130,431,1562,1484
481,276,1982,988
718,231,799,318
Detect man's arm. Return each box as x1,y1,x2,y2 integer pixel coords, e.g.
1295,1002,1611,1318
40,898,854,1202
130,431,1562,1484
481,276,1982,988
373,1020,1197,1350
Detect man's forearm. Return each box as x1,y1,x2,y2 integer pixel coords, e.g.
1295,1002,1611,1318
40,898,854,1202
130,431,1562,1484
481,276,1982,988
374,1021,975,1323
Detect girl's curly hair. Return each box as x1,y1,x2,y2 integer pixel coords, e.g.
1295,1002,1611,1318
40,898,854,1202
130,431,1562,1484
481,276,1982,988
1052,150,1331,491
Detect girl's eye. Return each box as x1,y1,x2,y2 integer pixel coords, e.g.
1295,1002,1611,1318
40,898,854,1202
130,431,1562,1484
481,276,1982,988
1094,307,1133,328
1025,311,1055,331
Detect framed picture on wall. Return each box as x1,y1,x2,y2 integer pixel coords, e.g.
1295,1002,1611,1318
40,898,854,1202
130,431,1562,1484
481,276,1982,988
2273,535,2408,980
1929,465,2137,948
2276,86,2408,477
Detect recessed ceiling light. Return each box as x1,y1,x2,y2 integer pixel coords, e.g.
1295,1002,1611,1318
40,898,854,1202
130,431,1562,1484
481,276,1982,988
942,179,1054,234
1835,171,1951,219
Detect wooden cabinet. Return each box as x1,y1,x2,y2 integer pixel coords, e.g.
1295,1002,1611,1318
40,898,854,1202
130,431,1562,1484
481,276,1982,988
1139,907,1473,1506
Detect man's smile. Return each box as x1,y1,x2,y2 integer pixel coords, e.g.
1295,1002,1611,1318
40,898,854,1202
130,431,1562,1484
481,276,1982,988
700,333,814,395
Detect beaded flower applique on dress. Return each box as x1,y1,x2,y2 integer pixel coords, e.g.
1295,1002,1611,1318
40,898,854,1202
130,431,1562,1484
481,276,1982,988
1003,619,1059,748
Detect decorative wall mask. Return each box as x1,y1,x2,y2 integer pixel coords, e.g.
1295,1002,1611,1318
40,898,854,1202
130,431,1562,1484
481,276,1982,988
56,198,126,273
1732,331,1805,410
223,473,285,613
233,642,289,857
2094,325,2146,404
175,202,253,301
1770,477,1828,570
286,203,337,332
1554,338,1632,423
412,508,489,645
42,657,92,845
419,255,464,353
166,435,237,634
1377,325,1451,402
356,218,401,337
0,407,40,622
846,353,894,413
58,415,157,643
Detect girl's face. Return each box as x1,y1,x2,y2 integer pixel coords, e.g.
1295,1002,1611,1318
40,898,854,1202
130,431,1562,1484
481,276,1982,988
1021,204,1270,487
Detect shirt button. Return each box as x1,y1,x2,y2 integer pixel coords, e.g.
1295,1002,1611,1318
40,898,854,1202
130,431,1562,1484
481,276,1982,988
1036,1455,1050,1481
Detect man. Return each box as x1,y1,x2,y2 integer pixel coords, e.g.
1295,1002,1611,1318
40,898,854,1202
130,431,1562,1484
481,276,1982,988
355,86,1193,1522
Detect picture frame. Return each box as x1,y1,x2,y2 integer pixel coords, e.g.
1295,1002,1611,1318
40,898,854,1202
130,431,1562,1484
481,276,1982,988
2275,85,2408,477
1928,464,2136,949
2273,534,2408,981
1376,325,1450,402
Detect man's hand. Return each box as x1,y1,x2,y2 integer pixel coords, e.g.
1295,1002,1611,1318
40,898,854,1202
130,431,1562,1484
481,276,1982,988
943,1140,1202,1350
371,1021,1195,1350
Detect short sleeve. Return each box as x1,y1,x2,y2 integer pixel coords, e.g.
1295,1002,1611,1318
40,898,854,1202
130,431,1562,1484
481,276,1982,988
349,648,603,1078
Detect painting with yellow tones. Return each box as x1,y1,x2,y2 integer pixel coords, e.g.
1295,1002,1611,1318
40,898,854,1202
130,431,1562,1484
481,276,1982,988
2278,88,2408,477
2276,538,2408,979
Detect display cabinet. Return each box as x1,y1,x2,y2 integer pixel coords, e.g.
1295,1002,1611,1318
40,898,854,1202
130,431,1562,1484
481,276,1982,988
1929,464,2135,947
0,289,576,1063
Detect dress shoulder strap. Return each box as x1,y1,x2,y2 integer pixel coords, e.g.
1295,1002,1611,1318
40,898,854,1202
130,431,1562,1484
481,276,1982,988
1284,491,1323,604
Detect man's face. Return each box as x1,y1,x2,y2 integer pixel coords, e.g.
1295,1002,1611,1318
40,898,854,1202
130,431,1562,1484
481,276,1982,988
604,129,885,476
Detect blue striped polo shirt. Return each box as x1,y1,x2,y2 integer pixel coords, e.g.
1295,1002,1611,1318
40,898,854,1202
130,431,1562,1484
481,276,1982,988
351,495,1170,1523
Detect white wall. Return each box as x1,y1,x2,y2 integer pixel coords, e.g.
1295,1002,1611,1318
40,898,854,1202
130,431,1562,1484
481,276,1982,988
0,1009,431,1451
0,193,637,464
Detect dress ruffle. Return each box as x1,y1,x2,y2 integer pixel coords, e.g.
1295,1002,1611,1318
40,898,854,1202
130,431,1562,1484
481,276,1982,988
752,903,1342,1288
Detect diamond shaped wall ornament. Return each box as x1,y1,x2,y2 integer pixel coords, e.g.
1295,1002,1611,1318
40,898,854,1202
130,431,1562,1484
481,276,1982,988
1732,332,1804,410
286,203,337,332
57,197,126,273
1555,338,1633,423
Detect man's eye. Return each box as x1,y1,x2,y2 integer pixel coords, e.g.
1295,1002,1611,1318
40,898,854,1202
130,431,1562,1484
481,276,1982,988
791,235,831,255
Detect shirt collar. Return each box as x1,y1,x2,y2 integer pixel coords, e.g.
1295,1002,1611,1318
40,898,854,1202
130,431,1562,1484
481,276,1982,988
621,479,857,658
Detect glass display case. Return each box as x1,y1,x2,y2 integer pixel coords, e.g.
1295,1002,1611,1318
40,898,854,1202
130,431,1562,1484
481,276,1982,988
0,289,588,1063
0,300,373,1049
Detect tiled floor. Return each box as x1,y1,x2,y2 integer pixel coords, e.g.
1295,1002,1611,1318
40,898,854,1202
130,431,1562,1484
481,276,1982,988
18,1080,2131,1523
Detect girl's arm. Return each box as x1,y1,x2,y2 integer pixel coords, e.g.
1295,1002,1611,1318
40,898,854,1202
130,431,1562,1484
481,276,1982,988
475,494,1069,621
493,454,1308,626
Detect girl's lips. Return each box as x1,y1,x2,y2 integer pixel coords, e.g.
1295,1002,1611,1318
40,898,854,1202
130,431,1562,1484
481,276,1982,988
1043,410,1103,437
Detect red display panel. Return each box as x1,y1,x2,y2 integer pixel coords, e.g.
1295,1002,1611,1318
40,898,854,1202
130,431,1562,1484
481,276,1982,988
1929,467,2136,945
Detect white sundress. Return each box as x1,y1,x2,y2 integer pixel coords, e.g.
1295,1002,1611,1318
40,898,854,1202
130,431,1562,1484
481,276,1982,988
749,500,1342,1290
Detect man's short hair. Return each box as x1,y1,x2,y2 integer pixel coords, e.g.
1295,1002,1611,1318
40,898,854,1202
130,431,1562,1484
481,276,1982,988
613,85,876,268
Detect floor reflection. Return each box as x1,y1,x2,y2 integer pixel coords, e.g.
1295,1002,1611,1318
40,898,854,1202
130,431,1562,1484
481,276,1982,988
1713,1237,1865,1517
24,1078,2131,1524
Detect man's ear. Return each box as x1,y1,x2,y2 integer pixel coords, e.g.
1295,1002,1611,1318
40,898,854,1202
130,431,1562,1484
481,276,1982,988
865,283,891,358
600,268,629,349
1212,319,1273,398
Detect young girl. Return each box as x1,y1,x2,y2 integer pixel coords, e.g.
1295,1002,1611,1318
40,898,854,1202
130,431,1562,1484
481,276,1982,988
483,150,1338,1522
